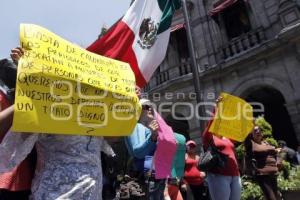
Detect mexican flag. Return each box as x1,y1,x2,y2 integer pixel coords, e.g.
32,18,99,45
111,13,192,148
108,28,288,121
87,0,181,88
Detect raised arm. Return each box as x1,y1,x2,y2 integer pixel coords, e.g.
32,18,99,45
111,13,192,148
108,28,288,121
202,112,215,150
202,97,222,150
125,124,156,159
0,105,14,138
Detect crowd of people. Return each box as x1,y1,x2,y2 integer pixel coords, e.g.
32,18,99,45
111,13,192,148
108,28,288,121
0,48,300,200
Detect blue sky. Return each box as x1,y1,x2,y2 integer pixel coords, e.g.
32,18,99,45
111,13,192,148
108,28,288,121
0,0,131,58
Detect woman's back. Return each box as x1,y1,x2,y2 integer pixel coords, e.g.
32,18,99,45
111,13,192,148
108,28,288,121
0,132,105,200
35,135,103,200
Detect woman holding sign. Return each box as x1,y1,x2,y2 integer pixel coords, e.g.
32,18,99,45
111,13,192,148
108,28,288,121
201,97,241,200
0,48,115,200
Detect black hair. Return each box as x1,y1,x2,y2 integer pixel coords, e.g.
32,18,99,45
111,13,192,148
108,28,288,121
0,59,17,89
278,140,287,146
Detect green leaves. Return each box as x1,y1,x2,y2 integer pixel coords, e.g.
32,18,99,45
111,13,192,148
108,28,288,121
255,116,273,138
278,167,300,192
241,176,264,200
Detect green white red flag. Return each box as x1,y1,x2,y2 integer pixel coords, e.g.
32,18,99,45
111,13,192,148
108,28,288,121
87,0,181,87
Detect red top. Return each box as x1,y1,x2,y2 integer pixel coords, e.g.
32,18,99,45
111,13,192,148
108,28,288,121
0,90,35,191
202,113,240,177
0,91,9,108
0,90,10,141
184,155,204,185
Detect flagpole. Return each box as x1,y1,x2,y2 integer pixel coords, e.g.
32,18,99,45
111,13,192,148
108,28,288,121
181,0,205,131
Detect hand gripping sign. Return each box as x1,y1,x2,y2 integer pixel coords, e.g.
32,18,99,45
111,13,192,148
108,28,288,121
12,24,141,136
209,93,254,142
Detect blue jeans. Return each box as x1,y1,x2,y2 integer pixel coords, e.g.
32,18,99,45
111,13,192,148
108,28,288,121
207,173,241,200
147,179,166,200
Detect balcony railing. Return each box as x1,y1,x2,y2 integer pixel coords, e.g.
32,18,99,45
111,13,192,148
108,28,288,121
221,28,266,60
144,28,267,91
144,59,194,92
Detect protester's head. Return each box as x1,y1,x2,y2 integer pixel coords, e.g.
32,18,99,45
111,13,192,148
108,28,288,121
186,140,197,154
278,140,287,148
252,126,263,143
135,85,141,99
0,59,17,89
139,98,154,125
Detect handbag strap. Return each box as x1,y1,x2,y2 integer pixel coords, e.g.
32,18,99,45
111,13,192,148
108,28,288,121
208,134,217,150
201,134,215,154
149,152,155,175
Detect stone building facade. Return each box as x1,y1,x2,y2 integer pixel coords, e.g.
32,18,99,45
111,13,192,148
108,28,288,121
144,0,300,148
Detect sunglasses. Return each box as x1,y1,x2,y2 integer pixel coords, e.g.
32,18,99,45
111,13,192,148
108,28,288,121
142,105,151,110
187,144,196,148
253,129,262,136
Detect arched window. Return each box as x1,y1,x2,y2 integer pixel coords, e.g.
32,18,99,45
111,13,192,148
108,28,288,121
210,0,252,40
222,0,251,39
244,86,298,149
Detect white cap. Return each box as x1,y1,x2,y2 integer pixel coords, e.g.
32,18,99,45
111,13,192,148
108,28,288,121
140,98,151,105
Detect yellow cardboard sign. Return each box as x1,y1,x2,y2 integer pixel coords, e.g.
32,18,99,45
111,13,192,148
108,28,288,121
12,24,141,136
209,93,254,142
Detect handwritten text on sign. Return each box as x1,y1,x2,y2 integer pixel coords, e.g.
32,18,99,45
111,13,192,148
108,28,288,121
12,24,141,136
209,93,254,142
